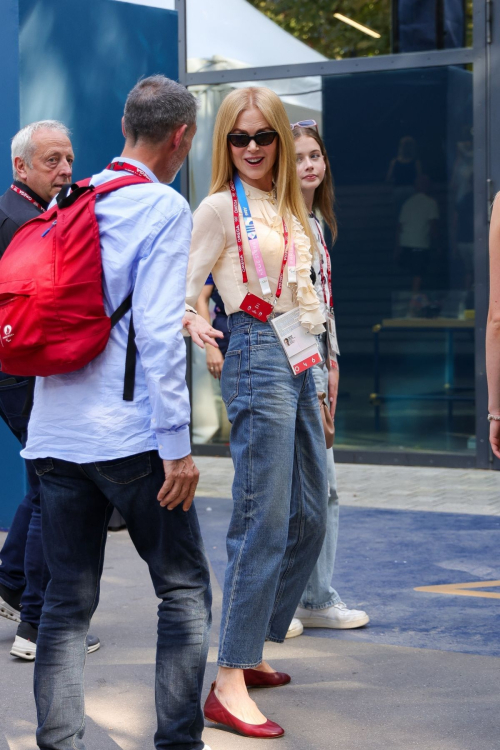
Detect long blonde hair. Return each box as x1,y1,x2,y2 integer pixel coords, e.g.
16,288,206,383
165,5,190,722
209,87,316,251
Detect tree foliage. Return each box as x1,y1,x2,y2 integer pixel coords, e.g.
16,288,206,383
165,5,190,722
246,0,392,59
246,1,473,59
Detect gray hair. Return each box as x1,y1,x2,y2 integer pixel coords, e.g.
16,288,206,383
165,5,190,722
123,75,198,145
11,120,71,179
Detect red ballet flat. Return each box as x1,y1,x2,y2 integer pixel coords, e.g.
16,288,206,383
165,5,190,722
204,682,285,739
243,669,291,688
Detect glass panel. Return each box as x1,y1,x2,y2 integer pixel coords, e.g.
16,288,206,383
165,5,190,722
189,64,475,455
187,1,473,74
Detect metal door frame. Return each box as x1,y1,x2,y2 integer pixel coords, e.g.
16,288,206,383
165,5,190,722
176,0,492,469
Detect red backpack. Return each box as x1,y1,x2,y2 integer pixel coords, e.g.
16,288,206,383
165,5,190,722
0,175,148,399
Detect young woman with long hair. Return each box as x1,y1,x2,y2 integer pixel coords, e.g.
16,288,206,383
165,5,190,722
287,124,369,637
186,87,328,739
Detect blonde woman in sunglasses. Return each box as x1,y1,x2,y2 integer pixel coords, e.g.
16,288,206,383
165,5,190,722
186,87,327,739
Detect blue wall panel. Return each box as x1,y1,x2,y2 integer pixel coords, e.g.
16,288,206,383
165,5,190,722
0,0,20,187
0,0,26,528
19,0,179,182
0,0,178,527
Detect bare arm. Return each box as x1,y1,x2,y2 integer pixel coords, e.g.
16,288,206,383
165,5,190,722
196,284,224,379
196,284,213,324
327,364,339,419
486,196,500,457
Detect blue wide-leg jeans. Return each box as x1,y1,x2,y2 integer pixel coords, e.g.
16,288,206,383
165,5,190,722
218,313,328,668
32,450,211,750
300,352,342,609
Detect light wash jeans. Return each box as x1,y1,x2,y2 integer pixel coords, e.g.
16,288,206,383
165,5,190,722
300,345,342,610
219,312,328,668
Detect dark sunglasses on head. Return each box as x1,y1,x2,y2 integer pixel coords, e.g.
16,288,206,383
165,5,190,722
227,130,279,148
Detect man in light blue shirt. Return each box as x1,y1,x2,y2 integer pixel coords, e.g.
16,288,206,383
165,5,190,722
23,76,219,750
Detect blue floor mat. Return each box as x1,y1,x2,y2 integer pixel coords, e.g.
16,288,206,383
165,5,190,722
196,497,500,657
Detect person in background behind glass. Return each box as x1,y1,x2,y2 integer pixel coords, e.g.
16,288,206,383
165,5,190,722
386,135,422,207
397,174,439,299
196,274,230,379
287,122,369,637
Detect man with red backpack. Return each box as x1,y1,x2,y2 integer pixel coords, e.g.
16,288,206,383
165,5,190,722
14,77,219,750
0,120,100,659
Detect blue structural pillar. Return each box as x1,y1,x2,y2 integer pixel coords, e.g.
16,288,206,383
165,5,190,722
0,0,25,529
0,0,179,527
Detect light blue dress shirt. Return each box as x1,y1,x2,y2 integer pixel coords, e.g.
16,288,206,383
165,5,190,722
22,158,192,463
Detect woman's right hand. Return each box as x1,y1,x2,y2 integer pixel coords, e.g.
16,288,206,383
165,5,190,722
206,344,224,379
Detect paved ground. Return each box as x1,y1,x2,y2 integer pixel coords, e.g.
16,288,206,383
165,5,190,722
196,457,500,516
1,461,499,750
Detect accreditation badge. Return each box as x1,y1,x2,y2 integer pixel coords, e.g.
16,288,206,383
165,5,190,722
239,293,274,321
270,308,323,376
326,310,340,356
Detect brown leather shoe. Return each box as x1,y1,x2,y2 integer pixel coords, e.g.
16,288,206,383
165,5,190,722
204,682,285,738
243,668,291,688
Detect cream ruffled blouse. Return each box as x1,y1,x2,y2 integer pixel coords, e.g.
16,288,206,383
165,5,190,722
186,180,325,335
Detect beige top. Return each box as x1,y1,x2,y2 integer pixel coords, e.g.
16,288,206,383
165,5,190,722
186,180,325,335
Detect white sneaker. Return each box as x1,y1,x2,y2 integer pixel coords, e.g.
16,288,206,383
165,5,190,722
10,634,37,661
10,623,101,661
295,602,369,630
285,617,304,639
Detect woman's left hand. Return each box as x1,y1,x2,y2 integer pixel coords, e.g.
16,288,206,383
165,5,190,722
328,366,339,419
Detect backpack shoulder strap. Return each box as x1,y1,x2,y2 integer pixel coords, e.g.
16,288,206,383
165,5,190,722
110,293,136,402
56,182,94,209
55,175,150,210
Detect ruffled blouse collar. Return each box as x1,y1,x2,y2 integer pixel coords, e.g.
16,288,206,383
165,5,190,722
239,178,277,203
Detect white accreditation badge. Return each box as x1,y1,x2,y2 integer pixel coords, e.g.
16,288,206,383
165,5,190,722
326,310,340,356
271,308,323,376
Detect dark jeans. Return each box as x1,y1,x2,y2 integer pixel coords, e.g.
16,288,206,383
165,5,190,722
0,372,48,625
33,450,211,750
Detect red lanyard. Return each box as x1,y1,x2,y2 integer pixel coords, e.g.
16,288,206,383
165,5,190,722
229,180,289,302
106,161,153,182
313,215,333,310
10,184,45,212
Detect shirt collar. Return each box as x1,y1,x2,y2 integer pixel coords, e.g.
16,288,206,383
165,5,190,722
110,157,158,183
13,180,49,210
239,177,276,202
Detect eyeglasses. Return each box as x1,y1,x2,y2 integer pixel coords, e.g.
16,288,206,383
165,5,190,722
227,130,278,148
290,120,318,131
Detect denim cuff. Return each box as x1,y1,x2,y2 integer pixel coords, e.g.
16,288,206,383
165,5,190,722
299,593,342,610
217,658,266,669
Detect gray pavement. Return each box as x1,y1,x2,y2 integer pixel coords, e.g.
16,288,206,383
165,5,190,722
0,461,499,749
195,456,500,516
